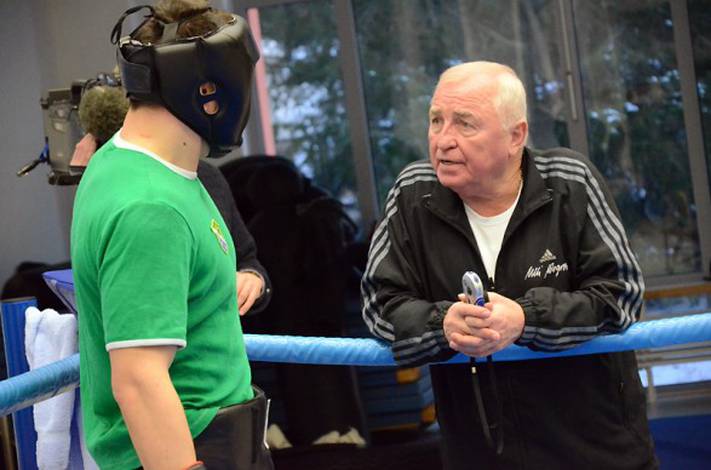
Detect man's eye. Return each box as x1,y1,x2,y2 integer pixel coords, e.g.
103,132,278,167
430,117,441,125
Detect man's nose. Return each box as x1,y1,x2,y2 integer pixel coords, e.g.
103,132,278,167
436,125,457,150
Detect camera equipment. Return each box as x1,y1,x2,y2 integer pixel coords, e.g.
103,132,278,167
17,73,121,185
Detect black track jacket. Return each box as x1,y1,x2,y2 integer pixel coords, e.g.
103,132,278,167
361,147,657,469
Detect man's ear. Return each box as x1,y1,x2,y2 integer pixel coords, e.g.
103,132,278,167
510,120,528,149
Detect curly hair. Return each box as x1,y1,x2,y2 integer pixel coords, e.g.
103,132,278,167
78,85,130,144
134,0,234,43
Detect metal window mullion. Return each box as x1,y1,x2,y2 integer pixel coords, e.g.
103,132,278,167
234,0,304,156
234,2,266,156
556,0,589,155
334,0,380,228
670,0,711,278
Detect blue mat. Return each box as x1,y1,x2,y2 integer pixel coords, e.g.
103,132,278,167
649,414,711,469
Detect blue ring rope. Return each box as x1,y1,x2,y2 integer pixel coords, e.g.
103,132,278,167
1,312,710,416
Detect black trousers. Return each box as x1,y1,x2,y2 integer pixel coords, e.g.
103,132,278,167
138,387,274,470
194,387,274,470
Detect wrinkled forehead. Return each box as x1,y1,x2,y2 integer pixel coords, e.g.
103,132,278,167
429,79,496,114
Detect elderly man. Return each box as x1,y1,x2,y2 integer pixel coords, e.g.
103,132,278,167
361,61,657,469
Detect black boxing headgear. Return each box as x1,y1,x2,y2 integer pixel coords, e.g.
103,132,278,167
111,5,259,158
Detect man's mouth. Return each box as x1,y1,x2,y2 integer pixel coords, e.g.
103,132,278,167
439,158,460,166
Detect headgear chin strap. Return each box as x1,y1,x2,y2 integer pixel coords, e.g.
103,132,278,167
112,5,259,158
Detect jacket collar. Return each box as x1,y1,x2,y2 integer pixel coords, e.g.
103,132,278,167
517,147,554,220
424,148,553,229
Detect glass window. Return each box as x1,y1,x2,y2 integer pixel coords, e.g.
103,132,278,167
688,0,711,196
645,293,711,319
254,1,361,222
353,0,570,203
573,0,701,277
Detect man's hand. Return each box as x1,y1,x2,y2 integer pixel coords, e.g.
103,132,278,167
444,300,500,357
445,292,525,357
236,271,264,315
461,292,525,357
70,133,98,167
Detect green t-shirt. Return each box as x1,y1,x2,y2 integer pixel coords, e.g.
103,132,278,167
71,136,253,470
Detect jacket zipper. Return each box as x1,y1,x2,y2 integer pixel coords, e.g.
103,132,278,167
424,191,553,288
493,192,553,285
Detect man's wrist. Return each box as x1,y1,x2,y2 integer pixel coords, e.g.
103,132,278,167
183,461,206,470
239,269,266,296
514,297,534,343
426,302,452,332
515,301,526,340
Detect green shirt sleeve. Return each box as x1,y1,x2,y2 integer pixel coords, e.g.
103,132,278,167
99,202,194,350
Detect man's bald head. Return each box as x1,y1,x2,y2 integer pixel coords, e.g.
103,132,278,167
436,61,527,130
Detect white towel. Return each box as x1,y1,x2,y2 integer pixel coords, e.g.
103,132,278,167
25,307,77,470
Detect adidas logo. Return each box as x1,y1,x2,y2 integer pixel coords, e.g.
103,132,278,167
539,249,557,263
